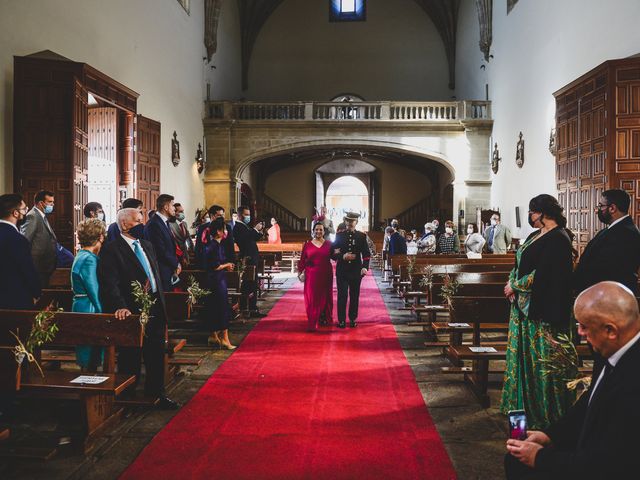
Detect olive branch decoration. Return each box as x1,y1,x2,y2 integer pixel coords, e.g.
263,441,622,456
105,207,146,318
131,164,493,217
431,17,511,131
540,332,592,399
131,280,156,335
186,275,211,307
406,255,417,276
11,307,62,377
418,264,434,291
439,269,459,309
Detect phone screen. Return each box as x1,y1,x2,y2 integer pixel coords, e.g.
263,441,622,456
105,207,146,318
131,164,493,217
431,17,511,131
508,410,527,440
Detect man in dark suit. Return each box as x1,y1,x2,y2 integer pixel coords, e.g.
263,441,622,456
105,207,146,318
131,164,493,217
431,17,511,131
233,205,266,317
106,198,145,243
144,194,181,291
505,281,640,479
574,189,640,294
99,207,178,409
388,227,407,255
331,212,371,328
0,194,41,309
21,190,58,287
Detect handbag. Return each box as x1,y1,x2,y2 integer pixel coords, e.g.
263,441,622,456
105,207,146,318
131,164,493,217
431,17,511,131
298,271,306,282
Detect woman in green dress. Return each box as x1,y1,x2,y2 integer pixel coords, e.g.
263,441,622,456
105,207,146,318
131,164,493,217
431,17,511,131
72,218,106,371
501,194,575,429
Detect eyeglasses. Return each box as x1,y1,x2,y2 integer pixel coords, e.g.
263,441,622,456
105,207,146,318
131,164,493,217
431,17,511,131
596,203,610,209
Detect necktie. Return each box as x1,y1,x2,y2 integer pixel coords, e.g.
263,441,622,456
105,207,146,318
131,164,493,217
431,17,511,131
133,240,157,293
488,226,495,249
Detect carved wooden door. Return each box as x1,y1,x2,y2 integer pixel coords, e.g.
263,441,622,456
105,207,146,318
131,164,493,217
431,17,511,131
73,79,89,239
136,115,161,218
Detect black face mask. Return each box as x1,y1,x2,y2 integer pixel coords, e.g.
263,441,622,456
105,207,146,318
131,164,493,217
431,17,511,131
597,207,612,225
528,212,542,228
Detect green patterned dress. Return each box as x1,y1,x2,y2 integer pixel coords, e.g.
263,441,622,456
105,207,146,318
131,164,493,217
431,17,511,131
500,230,575,429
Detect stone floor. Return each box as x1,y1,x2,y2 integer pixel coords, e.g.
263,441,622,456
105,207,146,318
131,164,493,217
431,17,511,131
1,271,508,480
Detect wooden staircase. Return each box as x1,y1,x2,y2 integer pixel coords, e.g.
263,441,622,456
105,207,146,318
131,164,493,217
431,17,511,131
395,196,433,231
258,193,308,232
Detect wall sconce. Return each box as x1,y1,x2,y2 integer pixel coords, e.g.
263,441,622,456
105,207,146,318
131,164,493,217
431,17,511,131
195,142,205,174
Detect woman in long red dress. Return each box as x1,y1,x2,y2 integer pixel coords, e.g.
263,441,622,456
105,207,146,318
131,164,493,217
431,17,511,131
298,223,333,331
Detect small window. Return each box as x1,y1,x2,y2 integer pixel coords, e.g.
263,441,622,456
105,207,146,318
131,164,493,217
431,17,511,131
330,0,366,22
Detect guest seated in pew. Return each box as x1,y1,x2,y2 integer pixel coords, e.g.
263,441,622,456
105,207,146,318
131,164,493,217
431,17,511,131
501,194,575,429
464,223,486,258
72,218,107,371
0,193,41,309
505,282,640,480
106,198,145,243
417,222,437,254
437,220,460,254
203,218,236,350
99,208,179,409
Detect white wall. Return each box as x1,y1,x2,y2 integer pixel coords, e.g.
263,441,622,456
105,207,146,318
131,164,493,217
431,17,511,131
0,0,216,219
456,0,640,239
206,0,242,100
246,0,451,101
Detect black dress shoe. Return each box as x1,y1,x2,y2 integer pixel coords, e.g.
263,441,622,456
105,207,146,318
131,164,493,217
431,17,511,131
250,311,268,318
350,320,358,328
157,396,181,410
338,320,346,329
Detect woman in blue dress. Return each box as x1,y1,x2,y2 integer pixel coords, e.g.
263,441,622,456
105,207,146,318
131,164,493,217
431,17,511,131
71,218,106,371
204,217,237,349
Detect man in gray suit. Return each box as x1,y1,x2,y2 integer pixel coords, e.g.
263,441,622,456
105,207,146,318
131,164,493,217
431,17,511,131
484,212,512,254
21,190,58,287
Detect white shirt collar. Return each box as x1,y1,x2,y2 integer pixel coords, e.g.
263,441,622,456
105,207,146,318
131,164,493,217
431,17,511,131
121,233,139,249
156,212,169,224
0,219,18,231
608,214,629,230
608,329,640,367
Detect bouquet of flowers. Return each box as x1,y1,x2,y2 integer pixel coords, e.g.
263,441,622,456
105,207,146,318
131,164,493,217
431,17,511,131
186,275,211,307
131,280,156,335
540,332,592,398
11,306,62,377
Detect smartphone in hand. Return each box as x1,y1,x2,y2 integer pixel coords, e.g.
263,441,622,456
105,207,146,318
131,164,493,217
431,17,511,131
508,410,528,440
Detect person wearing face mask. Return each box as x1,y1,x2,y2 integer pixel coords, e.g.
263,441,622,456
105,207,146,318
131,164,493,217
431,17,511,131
83,202,105,222
417,222,437,254
106,198,146,243
464,223,486,257
99,208,179,409
501,194,575,430
21,190,58,287
203,217,236,349
267,217,282,244
233,205,267,318
0,194,41,309
72,218,106,371
437,220,460,254
169,202,193,267
574,189,640,294
483,212,512,254
144,194,181,291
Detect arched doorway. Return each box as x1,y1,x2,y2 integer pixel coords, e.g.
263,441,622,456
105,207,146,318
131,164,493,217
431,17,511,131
325,176,369,231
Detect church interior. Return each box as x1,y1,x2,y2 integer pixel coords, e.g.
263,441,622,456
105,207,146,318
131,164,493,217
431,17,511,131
2,0,640,478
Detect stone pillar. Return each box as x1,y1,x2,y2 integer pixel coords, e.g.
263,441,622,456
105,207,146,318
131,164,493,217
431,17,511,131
460,122,493,224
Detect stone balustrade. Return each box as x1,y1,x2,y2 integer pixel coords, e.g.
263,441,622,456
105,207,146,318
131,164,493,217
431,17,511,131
206,100,491,122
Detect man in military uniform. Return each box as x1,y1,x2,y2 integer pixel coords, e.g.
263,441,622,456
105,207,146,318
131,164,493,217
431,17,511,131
331,212,371,328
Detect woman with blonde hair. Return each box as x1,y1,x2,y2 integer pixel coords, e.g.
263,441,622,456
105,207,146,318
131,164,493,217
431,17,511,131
72,218,106,371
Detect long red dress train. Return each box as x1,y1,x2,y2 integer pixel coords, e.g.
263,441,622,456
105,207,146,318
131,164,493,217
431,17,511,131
298,240,333,330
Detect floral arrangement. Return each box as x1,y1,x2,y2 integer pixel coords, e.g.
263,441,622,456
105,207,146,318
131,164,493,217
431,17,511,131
186,275,211,307
131,280,156,335
11,306,62,377
439,269,459,309
540,332,592,398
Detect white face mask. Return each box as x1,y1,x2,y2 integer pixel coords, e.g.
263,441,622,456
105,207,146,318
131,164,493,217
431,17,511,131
467,228,474,234
445,227,453,234
490,219,498,226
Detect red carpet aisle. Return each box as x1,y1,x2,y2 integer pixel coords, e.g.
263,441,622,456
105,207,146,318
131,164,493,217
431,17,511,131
121,273,456,480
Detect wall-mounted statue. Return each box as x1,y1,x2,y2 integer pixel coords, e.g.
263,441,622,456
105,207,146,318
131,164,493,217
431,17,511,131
172,131,180,167
491,142,501,174
516,131,525,168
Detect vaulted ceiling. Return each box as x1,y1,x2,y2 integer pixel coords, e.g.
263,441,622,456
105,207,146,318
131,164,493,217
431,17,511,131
234,0,482,92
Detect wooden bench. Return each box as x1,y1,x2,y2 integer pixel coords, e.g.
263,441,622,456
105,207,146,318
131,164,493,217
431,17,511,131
0,310,142,453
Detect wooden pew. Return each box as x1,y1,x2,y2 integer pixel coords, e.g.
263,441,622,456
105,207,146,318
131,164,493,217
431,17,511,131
0,310,142,453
